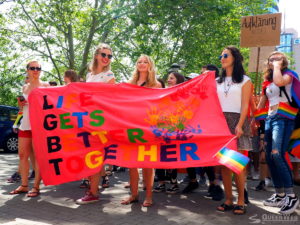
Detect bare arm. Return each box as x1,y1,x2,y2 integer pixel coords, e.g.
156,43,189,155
236,80,252,138
155,82,162,88
107,78,115,84
272,60,292,87
257,95,267,109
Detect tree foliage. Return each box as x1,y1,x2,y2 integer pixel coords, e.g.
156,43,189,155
0,0,275,105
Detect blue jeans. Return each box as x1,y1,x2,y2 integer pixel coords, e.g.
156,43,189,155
264,114,294,191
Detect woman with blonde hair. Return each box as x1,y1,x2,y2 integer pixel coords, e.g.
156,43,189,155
76,43,115,204
121,55,162,207
10,61,49,197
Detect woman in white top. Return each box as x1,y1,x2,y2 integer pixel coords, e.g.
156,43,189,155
76,43,115,204
121,55,162,207
216,46,252,215
10,61,50,197
258,52,299,214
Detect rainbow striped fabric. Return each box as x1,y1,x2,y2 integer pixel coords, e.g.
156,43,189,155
215,147,249,174
277,102,298,120
285,69,300,107
253,108,268,121
289,128,300,159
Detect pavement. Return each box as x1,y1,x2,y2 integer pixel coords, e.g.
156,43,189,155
0,153,299,225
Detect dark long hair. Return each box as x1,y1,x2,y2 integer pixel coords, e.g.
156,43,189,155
171,72,185,84
217,46,245,84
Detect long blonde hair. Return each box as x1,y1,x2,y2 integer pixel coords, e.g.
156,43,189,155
130,55,158,87
89,43,112,73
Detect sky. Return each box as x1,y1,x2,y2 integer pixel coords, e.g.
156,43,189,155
278,0,300,35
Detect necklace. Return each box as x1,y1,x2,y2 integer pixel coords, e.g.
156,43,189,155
224,78,233,97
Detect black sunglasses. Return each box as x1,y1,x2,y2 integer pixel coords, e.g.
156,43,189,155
28,67,42,71
269,57,282,62
219,53,229,60
99,52,113,59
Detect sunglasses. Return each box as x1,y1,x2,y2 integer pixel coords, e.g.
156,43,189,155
269,57,282,62
219,53,229,60
99,52,113,59
28,67,42,71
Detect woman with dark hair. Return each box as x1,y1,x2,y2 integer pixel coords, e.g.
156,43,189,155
64,69,78,84
216,46,252,215
257,51,299,214
153,71,185,194
167,72,185,87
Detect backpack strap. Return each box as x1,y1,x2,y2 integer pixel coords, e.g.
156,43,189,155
279,86,293,105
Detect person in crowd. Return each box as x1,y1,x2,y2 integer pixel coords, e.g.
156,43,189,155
202,64,220,78
49,81,58,86
289,114,300,186
166,72,185,87
121,54,162,207
9,61,50,197
248,94,260,181
76,43,115,204
153,72,185,194
181,65,223,200
7,75,35,183
157,78,166,88
253,81,273,191
257,51,299,214
64,69,79,85
253,120,273,191
216,46,252,215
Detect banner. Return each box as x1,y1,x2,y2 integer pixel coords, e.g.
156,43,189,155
29,72,236,185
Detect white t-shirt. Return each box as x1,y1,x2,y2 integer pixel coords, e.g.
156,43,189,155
216,75,251,113
86,70,114,83
266,82,292,107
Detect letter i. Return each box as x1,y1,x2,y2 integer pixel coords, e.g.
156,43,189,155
57,96,64,108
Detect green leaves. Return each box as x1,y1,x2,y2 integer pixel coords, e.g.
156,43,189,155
0,0,276,105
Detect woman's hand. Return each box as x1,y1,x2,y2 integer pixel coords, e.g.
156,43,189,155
235,125,244,138
272,57,283,68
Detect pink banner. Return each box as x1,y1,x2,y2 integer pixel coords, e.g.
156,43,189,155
29,72,236,185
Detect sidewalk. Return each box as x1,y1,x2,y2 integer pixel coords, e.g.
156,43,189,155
0,153,299,225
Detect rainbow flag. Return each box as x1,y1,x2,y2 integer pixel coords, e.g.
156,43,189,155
214,147,249,174
277,102,298,120
253,108,268,121
285,69,300,107
289,128,300,159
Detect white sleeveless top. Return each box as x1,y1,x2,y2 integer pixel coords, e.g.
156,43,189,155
216,75,251,113
19,93,30,131
19,82,49,131
86,70,114,83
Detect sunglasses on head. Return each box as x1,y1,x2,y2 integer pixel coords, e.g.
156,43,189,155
28,67,41,71
99,52,113,59
219,53,229,60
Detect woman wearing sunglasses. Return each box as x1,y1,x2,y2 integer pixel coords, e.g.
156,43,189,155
10,61,50,197
76,43,115,204
121,55,162,207
257,51,299,214
216,46,252,215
